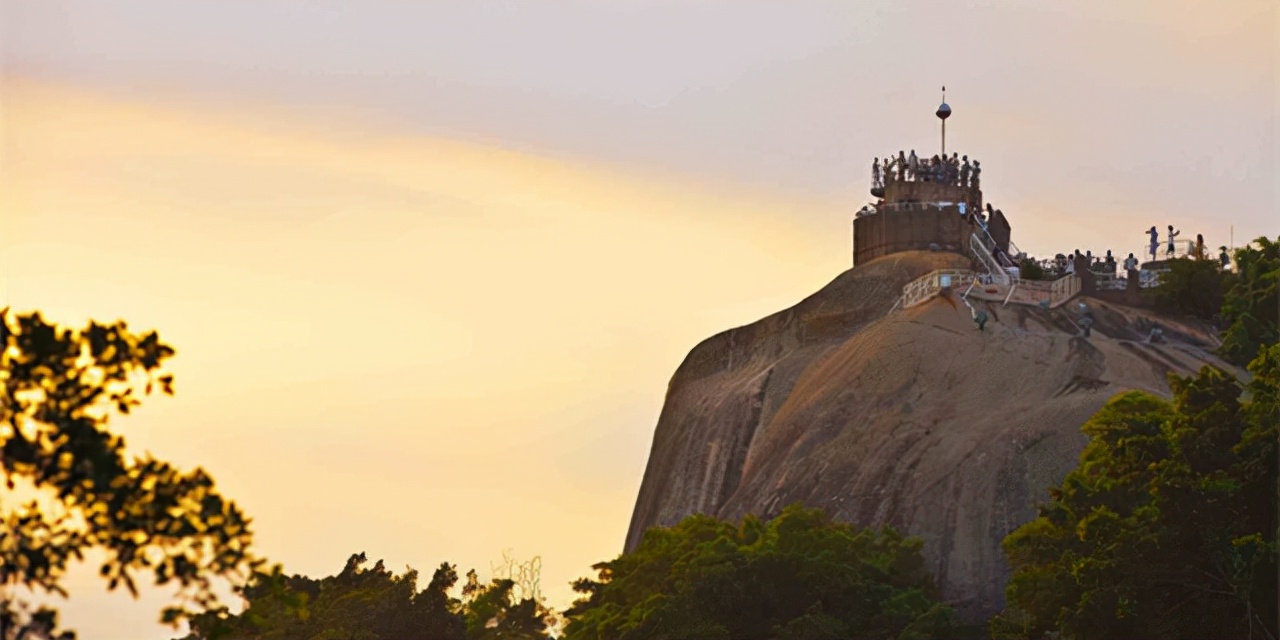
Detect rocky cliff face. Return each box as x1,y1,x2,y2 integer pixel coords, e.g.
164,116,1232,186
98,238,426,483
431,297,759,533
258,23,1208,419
625,250,1234,622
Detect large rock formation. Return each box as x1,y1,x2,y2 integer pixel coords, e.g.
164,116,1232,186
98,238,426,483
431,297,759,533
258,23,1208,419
625,250,1235,622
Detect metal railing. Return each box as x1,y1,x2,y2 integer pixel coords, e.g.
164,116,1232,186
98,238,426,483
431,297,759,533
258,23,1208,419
890,269,1083,314
1093,275,1128,291
869,201,964,214
1049,274,1081,306
1137,238,1200,262
899,269,976,310
969,234,1012,286
874,161,977,188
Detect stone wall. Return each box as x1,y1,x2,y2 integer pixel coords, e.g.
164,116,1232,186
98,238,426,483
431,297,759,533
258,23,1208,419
883,180,982,212
853,208,974,266
1089,269,1152,308
988,209,1012,254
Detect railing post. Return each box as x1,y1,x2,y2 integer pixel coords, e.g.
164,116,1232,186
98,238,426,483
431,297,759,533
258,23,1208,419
1002,282,1017,306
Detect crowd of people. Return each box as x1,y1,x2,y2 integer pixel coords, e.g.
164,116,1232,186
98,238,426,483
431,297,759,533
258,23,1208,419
872,150,981,190
1036,233,1232,281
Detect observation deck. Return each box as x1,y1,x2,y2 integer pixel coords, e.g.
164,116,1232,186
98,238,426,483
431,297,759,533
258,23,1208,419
854,152,1010,266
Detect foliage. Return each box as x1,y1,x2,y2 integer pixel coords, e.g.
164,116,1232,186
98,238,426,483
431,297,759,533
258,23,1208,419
190,553,556,640
461,569,557,640
1145,256,1234,321
0,309,260,639
188,553,468,640
991,345,1279,640
563,504,954,640
1017,258,1046,282
1219,236,1279,366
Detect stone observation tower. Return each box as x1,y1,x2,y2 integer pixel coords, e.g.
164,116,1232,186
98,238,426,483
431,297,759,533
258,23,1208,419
853,91,1012,267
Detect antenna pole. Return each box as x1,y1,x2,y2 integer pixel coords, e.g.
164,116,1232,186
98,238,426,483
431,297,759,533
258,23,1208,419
942,86,946,155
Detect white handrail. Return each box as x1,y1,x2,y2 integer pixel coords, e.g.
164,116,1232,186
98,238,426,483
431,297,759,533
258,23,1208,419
1048,274,1081,308
898,269,976,311
969,234,1011,286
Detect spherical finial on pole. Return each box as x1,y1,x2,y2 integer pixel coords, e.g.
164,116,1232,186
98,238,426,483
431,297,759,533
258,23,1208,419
936,86,951,155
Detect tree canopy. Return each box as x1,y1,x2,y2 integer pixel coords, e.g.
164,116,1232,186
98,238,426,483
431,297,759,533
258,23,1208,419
0,309,260,639
186,552,555,640
1145,254,1231,321
1219,236,1279,366
991,345,1279,640
563,504,955,640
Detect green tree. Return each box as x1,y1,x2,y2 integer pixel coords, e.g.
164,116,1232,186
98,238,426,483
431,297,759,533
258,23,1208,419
1017,258,1046,282
460,570,556,640
190,553,469,640
991,346,1279,639
564,504,954,640
194,553,557,640
1220,236,1279,366
1145,256,1233,321
0,309,260,639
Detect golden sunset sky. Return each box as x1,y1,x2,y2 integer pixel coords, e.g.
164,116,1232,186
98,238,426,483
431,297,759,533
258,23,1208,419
1,1,1276,637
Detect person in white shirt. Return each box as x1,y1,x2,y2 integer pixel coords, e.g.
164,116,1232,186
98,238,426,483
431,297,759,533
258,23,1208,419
1123,253,1139,272
1166,225,1181,257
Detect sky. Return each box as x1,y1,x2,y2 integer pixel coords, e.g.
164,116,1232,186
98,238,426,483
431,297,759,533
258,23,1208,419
1,1,1277,637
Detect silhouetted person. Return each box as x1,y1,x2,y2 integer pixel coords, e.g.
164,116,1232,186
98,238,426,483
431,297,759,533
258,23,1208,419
1147,226,1160,260
960,156,971,186
971,161,981,189
1166,225,1180,257
1124,252,1138,272
1194,233,1205,259
1219,246,1231,269
872,158,882,187
993,245,1012,267
900,150,909,180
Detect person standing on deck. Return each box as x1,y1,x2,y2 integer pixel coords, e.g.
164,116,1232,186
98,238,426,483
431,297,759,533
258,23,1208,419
1124,253,1139,272
1147,226,1160,260
1166,225,1181,257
